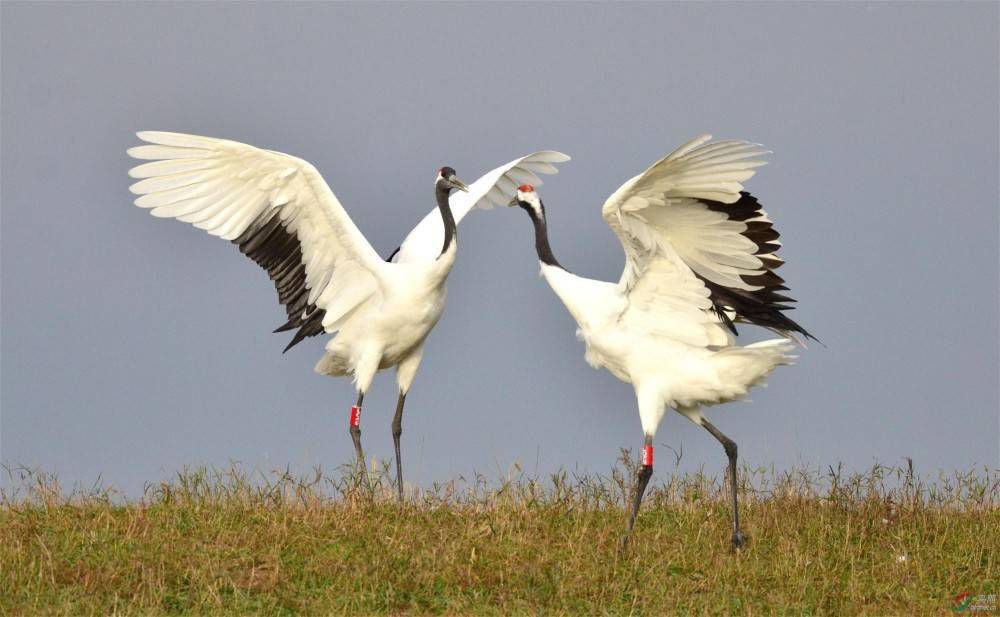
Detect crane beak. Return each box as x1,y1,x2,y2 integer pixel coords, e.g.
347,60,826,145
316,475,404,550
449,177,470,193
507,196,518,207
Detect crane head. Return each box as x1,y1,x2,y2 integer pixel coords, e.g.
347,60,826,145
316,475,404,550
436,167,469,193
508,184,543,217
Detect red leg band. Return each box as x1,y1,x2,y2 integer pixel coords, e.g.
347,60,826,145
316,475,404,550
642,444,653,467
349,406,361,428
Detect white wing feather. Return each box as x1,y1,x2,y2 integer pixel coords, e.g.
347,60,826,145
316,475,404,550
128,131,386,332
392,151,571,263
602,135,771,346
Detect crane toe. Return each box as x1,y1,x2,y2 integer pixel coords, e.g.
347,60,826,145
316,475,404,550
732,530,748,550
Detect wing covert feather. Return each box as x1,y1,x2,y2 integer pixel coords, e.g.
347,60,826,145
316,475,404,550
602,135,811,341
128,131,387,349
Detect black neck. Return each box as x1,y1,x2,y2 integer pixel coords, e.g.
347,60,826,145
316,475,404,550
521,201,562,268
435,184,457,256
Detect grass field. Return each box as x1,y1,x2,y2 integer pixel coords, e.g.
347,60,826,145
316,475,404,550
2,457,996,615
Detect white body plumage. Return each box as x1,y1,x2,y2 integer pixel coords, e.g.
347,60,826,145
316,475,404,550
542,262,793,434
313,242,456,392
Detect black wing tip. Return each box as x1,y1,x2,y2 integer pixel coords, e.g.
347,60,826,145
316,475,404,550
278,309,327,353
232,212,329,353
796,324,823,346
281,328,309,353
765,307,824,347
785,327,824,349
777,312,818,343
694,192,822,345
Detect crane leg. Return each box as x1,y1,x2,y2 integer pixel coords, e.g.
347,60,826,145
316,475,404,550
701,419,745,549
620,435,654,551
349,392,369,487
391,391,406,503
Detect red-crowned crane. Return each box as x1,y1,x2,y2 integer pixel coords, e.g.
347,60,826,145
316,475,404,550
507,135,812,549
128,131,569,500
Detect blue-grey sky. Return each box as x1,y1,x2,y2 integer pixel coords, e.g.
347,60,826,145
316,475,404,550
2,2,997,497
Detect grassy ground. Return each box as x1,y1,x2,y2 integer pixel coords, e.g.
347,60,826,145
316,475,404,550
1,458,996,616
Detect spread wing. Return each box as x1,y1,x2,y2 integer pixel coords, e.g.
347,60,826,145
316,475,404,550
128,131,387,351
601,134,811,345
390,151,571,263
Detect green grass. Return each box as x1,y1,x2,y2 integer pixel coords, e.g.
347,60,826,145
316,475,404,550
1,458,996,615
